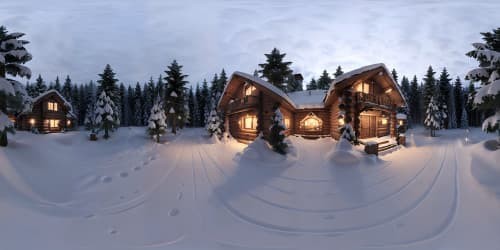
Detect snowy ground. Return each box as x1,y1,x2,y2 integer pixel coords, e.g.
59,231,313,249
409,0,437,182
0,127,499,250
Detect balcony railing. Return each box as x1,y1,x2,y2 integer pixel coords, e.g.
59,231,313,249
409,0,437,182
227,95,259,111
355,92,393,107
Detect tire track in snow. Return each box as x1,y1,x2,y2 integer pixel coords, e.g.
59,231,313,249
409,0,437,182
365,142,460,248
200,144,449,234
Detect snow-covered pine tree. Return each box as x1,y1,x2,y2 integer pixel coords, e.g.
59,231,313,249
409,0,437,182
423,66,437,111
164,60,188,133
306,78,318,90
258,48,293,92
460,106,468,129
199,79,210,126
0,26,32,146
142,78,155,125
340,116,356,143
94,91,119,139
216,69,228,100
119,83,127,126
147,95,167,143
333,66,344,78
156,75,164,101
206,109,222,139
97,64,119,104
71,84,79,123
77,84,86,125
268,104,288,154
424,96,442,137
84,101,96,131
187,86,196,127
317,70,332,90
465,28,500,140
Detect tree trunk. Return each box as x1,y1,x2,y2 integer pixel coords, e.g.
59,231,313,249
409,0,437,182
0,130,8,147
104,122,109,139
156,130,160,143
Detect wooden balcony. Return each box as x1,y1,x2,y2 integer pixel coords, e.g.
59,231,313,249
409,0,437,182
355,92,393,108
227,95,259,112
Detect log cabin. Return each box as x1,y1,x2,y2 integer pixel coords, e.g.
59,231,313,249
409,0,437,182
16,90,76,133
217,63,407,143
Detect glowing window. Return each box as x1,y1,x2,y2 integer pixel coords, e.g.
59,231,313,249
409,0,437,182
48,102,58,111
240,115,258,130
300,112,323,131
355,82,370,94
45,119,60,128
244,85,256,96
284,118,290,129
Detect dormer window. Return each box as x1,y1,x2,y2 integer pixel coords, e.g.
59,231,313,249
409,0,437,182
48,101,58,111
300,112,323,131
244,84,256,96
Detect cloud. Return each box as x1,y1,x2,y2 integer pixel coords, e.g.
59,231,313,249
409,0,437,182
0,0,499,86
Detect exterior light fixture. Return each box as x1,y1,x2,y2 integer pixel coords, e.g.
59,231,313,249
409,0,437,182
29,118,35,125
381,118,388,125
385,88,392,93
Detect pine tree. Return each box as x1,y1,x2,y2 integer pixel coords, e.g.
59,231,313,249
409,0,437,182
187,86,196,127
164,60,188,133
286,74,302,92
409,76,421,124
78,84,86,125
133,82,143,126
424,96,442,137
62,75,72,101
217,69,228,98
317,70,332,90
460,106,469,129
206,104,223,139
119,83,127,126
465,28,500,136
268,103,288,154
447,84,457,129
258,48,293,91
142,78,155,125
147,95,167,143
454,77,464,127
400,76,411,99
84,101,96,131
209,74,219,108
94,91,119,139
156,75,164,100
422,66,437,113
438,68,451,128
199,79,210,126
33,74,47,97
0,26,32,146
194,83,202,126
466,82,477,127
391,68,399,84
307,78,318,90
71,84,79,122
333,66,344,78
97,64,119,105
53,76,61,92
127,85,135,126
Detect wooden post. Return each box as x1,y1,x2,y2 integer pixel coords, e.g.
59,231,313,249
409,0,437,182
257,92,264,138
390,108,397,138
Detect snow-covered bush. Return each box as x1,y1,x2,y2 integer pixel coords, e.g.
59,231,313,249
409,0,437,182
424,96,442,137
94,91,119,139
0,26,32,147
465,29,500,140
147,96,167,143
206,109,222,139
268,105,288,154
340,116,356,143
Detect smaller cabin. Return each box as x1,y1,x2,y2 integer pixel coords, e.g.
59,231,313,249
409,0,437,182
17,90,76,133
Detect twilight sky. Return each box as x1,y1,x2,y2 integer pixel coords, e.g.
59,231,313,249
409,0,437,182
1,0,499,87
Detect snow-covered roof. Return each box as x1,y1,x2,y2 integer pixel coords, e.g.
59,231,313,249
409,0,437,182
31,89,76,118
221,71,297,109
396,113,407,119
287,90,326,109
324,63,407,106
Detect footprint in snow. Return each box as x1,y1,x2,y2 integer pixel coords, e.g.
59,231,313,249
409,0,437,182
133,166,141,171
169,208,179,216
150,156,156,161
324,215,335,220
177,192,183,200
134,189,140,194
84,214,95,219
119,172,128,178
101,176,112,183
108,228,118,235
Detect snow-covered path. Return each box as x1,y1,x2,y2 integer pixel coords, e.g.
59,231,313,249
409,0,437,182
0,128,499,250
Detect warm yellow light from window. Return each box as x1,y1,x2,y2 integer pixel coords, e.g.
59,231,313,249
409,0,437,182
241,115,257,130
381,118,388,125
356,82,370,94
304,118,319,130
399,120,403,126
338,118,345,126
46,119,59,128
244,85,256,96
29,118,35,125
48,102,58,111
284,118,290,129
385,88,393,93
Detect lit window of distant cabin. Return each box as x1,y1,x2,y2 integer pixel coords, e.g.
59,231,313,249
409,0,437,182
300,112,323,131
48,101,58,111
45,119,60,128
355,81,370,94
244,85,256,96
240,115,258,130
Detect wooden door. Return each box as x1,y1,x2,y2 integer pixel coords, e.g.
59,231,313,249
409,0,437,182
360,115,376,138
